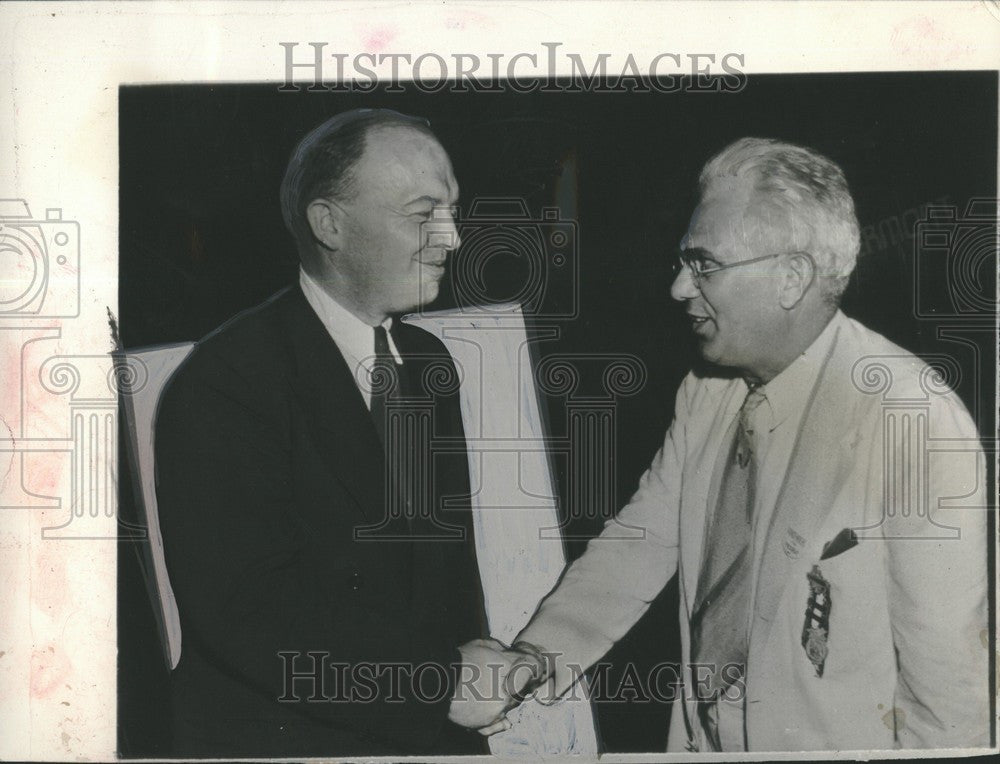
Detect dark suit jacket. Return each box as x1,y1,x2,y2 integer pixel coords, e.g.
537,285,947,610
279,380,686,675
155,285,486,757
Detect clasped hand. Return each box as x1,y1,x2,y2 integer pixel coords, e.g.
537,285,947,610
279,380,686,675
447,638,550,735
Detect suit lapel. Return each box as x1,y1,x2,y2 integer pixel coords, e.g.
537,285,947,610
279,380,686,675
749,323,861,656
279,287,386,522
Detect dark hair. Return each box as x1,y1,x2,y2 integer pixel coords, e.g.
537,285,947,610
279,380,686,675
279,108,434,257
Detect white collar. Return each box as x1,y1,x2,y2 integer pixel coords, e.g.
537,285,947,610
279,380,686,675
299,268,402,366
752,310,844,432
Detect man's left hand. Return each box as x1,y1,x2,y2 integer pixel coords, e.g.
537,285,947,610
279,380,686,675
448,639,546,734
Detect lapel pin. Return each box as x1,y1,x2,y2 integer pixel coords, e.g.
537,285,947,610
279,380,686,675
782,527,806,559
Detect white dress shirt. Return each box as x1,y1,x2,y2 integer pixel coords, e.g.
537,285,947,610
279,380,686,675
299,268,402,409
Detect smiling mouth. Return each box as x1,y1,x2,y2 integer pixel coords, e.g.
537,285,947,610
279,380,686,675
419,261,447,282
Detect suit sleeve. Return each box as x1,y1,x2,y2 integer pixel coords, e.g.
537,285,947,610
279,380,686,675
882,391,989,748
154,349,460,749
515,373,692,697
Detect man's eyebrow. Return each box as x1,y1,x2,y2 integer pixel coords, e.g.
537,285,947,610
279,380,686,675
680,246,720,263
403,196,436,208
404,195,458,208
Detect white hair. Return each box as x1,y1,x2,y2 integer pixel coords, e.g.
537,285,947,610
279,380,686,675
698,137,861,305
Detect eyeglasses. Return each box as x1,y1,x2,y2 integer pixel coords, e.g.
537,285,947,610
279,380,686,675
670,248,808,288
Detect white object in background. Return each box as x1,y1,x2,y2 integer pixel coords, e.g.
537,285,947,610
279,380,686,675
405,304,598,757
119,343,194,670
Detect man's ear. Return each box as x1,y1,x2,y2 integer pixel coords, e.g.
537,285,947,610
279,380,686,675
305,198,346,251
779,252,816,309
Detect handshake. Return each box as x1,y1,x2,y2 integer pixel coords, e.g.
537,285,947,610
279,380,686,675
447,638,554,735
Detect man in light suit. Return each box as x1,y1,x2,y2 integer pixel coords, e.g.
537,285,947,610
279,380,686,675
457,137,990,750
155,109,520,757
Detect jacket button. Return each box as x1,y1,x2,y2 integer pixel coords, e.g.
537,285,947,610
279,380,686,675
349,572,363,591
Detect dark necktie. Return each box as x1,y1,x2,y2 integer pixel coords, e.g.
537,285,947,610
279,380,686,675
368,323,486,753
371,322,442,536
373,324,486,652
369,324,397,450
690,385,767,717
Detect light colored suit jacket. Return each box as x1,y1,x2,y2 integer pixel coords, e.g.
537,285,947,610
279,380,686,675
518,312,989,751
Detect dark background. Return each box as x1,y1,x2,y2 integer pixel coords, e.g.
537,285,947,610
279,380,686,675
118,72,997,755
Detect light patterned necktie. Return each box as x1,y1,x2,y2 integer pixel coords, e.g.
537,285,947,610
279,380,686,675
690,384,768,705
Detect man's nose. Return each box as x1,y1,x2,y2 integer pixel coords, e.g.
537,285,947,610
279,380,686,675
670,265,699,302
427,209,461,252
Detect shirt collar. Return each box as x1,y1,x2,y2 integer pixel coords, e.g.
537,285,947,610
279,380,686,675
751,310,844,433
299,268,401,366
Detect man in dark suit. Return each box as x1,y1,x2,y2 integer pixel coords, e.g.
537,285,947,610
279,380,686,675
155,109,517,757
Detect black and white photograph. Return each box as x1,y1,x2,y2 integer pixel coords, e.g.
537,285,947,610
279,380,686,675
0,2,997,762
